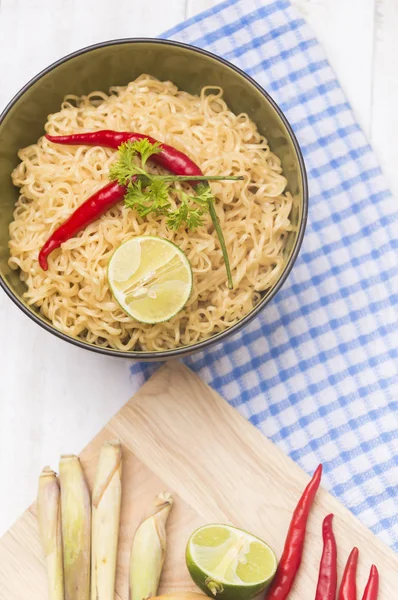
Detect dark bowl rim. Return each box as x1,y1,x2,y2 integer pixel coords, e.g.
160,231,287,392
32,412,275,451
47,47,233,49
0,37,308,360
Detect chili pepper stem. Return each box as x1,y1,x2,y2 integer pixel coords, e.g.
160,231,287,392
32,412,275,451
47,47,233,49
208,199,233,290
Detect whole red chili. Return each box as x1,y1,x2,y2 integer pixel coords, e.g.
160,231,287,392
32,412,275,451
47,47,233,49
266,464,323,600
361,565,379,600
314,514,337,600
45,130,203,184
38,180,130,271
338,547,359,600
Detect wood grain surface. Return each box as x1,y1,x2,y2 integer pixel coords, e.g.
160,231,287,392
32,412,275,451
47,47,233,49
0,362,396,599
1,0,398,539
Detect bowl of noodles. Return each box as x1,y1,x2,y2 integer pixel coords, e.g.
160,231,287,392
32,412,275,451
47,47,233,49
0,39,307,359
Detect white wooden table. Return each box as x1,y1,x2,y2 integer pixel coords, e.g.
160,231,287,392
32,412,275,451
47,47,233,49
0,0,397,537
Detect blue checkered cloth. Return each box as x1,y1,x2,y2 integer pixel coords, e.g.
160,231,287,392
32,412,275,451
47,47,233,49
130,0,398,550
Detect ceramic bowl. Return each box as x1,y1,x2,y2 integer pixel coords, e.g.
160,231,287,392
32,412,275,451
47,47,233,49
0,39,308,359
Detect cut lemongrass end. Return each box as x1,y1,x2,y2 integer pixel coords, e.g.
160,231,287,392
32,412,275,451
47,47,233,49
59,454,91,600
129,491,174,600
37,467,64,600
91,440,122,600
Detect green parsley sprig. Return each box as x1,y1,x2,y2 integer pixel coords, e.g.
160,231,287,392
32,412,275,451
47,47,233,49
124,179,171,217
109,139,240,289
109,138,163,184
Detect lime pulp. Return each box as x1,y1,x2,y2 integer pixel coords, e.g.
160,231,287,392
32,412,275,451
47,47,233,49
107,236,192,324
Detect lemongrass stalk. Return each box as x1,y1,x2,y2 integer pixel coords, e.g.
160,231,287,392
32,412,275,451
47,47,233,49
129,491,174,600
37,467,64,600
59,455,91,600
91,440,122,600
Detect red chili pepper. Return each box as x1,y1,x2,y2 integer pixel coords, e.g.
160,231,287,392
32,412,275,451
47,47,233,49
38,180,129,271
266,464,323,600
45,130,203,184
314,514,337,600
361,565,379,600
338,547,359,600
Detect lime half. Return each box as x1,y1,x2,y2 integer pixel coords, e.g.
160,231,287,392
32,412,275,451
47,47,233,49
186,524,277,600
108,236,192,324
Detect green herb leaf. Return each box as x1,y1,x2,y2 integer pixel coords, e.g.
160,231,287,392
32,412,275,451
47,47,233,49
166,187,210,231
129,138,162,167
192,182,215,206
147,179,172,214
109,142,138,185
109,139,162,185
167,197,205,231
124,178,171,217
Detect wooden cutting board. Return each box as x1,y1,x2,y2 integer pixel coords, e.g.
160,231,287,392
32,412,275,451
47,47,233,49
0,361,396,599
